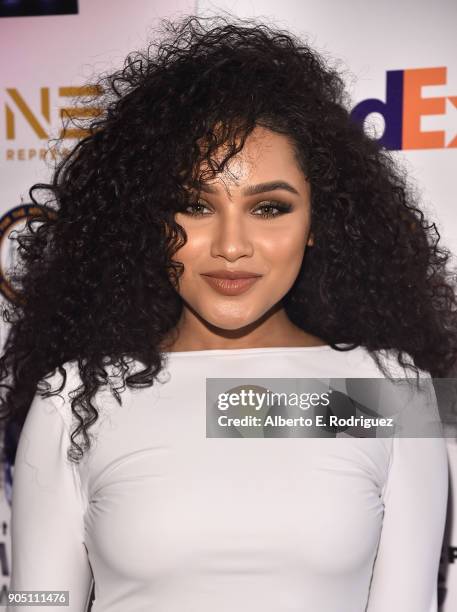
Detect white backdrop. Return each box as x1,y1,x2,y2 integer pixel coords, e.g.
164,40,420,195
0,0,456,609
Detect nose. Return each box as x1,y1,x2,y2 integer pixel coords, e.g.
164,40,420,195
210,210,254,261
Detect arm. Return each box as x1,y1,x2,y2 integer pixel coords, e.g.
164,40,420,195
365,415,448,610
8,389,94,611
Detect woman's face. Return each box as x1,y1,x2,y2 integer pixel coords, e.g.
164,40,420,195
172,125,313,331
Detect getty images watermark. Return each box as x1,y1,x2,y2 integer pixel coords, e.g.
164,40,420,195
206,377,457,438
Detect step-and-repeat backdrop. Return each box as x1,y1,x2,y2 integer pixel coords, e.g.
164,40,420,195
0,0,456,609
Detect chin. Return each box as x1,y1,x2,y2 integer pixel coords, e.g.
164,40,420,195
205,314,255,331
201,304,271,332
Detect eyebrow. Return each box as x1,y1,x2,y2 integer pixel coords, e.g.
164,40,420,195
198,180,300,196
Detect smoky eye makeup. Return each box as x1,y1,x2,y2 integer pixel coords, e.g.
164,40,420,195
180,199,294,218
251,201,293,218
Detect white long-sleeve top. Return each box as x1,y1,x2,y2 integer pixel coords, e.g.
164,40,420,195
8,344,449,612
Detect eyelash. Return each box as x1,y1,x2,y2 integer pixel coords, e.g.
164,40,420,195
182,201,293,218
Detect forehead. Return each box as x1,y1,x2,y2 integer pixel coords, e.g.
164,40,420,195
196,126,304,190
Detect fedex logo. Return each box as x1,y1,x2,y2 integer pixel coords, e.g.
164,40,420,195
351,67,457,150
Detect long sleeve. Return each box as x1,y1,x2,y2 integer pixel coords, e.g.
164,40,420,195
8,389,94,611
365,380,449,611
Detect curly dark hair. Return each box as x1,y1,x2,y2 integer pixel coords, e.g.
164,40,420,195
1,13,457,463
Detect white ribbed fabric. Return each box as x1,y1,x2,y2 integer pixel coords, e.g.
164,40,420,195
9,344,448,612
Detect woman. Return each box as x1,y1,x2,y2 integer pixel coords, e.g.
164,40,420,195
2,13,456,612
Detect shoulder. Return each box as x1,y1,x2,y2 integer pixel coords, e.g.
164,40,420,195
378,348,431,378
34,358,127,434
348,345,431,379
34,360,82,427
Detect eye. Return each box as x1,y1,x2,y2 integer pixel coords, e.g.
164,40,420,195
252,201,293,218
181,201,212,217
180,200,293,218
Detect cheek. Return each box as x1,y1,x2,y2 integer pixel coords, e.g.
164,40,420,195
171,228,205,268
170,232,207,292
171,218,308,294
261,227,307,274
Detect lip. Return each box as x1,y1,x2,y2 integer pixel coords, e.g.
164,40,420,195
200,273,262,296
201,270,262,279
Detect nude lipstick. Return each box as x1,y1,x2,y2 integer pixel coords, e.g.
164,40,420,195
200,270,262,296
